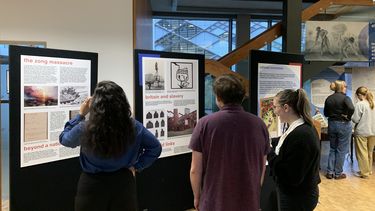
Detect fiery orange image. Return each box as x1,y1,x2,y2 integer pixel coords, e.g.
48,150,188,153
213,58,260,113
24,86,58,107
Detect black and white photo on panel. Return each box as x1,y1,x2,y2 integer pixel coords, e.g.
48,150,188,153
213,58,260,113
59,86,88,106
146,111,152,119
144,109,167,138
144,60,165,91
170,62,193,89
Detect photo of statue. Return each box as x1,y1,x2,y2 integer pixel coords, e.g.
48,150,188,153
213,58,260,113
143,60,165,91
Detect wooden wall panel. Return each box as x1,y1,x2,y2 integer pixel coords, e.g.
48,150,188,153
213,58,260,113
133,0,153,50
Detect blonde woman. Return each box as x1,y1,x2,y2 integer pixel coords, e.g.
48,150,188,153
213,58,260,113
324,80,354,179
352,86,375,178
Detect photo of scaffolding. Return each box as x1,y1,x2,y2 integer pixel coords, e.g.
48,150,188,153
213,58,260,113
167,107,197,137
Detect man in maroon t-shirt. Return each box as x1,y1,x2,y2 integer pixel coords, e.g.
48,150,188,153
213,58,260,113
189,74,270,211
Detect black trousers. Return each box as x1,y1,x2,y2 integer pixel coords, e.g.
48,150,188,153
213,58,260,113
75,168,137,211
277,186,319,211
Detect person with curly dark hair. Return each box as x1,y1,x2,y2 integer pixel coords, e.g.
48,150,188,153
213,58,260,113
59,80,161,211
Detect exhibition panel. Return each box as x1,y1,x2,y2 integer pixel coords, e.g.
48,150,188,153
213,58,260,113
9,46,97,210
134,49,205,210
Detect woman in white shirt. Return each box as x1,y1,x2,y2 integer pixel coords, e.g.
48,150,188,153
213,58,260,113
268,89,320,211
352,86,375,178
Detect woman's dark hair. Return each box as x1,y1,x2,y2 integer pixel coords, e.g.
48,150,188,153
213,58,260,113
213,74,245,105
83,81,135,158
276,89,313,125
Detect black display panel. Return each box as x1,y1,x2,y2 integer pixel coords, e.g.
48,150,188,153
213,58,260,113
250,50,304,211
250,50,304,115
9,46,97,210
134,49,205,211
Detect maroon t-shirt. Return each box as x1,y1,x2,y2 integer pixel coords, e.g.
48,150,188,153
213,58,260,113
189,105,270,211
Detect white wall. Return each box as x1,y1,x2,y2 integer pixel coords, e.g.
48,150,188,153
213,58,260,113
0,0,135,105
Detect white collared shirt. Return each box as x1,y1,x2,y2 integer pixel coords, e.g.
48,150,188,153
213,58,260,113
275,118,305,155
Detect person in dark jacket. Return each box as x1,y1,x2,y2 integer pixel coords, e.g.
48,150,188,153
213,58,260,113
268,89,320,211
60,81,161,211
324,80,354,180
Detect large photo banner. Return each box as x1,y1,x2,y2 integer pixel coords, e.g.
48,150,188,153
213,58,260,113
135,50,204,158
20,55,91,167
352,67,375,102
305,21,369,61
258,63,301,137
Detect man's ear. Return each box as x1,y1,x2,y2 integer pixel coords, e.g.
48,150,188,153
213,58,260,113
216,96,224,108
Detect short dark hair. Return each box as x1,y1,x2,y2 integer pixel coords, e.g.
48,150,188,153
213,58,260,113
213,74,245,105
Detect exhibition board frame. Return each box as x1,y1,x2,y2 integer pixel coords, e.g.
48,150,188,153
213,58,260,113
134,49,205,210
250,50,304,115
9,46,97,210
249,50,304,211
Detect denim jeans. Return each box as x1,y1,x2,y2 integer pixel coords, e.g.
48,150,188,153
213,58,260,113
327,120,352,176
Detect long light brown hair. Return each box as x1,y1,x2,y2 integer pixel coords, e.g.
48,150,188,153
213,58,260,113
276,89,313,125
356,86,374,109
